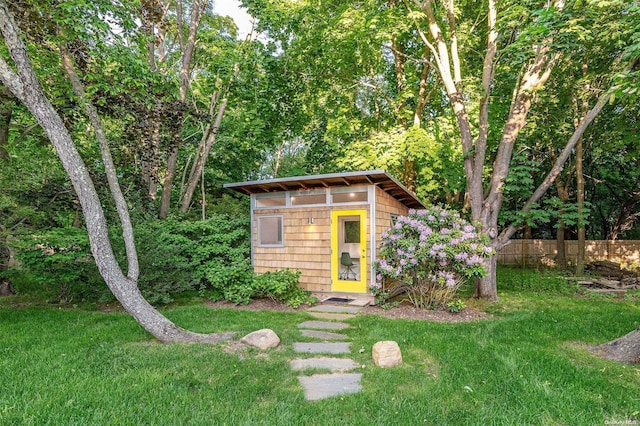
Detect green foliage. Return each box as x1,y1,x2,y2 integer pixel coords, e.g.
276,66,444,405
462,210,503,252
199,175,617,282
206,268,316,308
253,269,316,308
446,298,467,313
6,213,316,307
7,227,109,303
133,215,252,304
7,214,254,305
337,126,464,203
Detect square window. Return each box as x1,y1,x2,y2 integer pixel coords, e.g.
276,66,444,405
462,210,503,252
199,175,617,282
258,215,283,247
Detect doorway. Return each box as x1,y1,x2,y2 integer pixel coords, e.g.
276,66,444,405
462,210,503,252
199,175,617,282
331,210,367,293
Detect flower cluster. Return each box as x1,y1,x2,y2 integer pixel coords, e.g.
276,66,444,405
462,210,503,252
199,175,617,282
374,205,493,308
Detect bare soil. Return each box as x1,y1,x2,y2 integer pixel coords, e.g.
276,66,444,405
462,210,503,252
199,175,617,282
204,298,489,322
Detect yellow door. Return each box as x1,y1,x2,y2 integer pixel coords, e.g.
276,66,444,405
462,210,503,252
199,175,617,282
331,210,367,293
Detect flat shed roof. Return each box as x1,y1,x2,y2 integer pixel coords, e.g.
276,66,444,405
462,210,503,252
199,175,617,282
224,170,426,209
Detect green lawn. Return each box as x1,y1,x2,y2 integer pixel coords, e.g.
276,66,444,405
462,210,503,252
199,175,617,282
0,268,639,425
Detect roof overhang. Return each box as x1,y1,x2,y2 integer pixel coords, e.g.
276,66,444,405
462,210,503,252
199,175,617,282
224,170,426,209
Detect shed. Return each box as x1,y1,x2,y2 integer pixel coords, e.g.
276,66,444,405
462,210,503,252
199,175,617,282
224,170,426,301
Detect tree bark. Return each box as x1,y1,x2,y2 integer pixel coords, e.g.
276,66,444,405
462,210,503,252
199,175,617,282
576,134,585,274
179,96,227,213
159,0,208,218
0,86,12,160
0,1,233,344
60,45,139,281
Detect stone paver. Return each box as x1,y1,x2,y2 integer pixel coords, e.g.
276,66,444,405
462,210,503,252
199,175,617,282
347,299,371,307
293,342,351,354
299,329,348,340
308,305,362,314
298,373,363,401
289,357,359,372
297,320,349,330
308,312,355,321
293,307,364,401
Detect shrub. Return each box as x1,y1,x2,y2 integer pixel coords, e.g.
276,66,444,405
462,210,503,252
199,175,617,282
374,206,493,309
131,215,252,304
8,227,110,303
8,214,253,305
253,269,316,308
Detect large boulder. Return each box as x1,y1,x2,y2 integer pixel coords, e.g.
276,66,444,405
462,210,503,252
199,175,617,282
372,340,403,368
240,329,280,350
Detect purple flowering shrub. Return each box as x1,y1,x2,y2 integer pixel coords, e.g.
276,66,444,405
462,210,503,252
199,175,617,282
373,206,493,309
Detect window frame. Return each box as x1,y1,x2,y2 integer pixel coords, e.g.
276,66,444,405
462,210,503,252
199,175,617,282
257,215,284,247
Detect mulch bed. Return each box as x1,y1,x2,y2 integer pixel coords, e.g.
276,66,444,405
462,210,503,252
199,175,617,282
204,298,489,322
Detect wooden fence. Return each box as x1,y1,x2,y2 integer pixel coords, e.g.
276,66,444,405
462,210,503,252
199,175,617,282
497,240,640,267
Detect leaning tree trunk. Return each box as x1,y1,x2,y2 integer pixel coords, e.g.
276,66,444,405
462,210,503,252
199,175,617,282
0,1,233,343
0,86,12,159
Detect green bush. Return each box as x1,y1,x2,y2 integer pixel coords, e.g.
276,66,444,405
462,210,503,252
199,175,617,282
125,215,253,304
253,269,316,308
7,215,316,308
8,214,253,305
8,227,110,303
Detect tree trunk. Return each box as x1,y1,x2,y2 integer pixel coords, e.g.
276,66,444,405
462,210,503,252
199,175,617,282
0,1,233,343
555,178,571,270
0,87,12,159
576,134,585,275
179,97,227,213
158,0,207,218
474,245,498,300
592,328,640,364
556,223,566,269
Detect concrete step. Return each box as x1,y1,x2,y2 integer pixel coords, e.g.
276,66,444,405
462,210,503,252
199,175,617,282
297,320,349,330
299,329,348,340
308,312,355,321
298,373,363,401
308,305,362,314
347,298,371,307
290,357,359,372
293,342,351,354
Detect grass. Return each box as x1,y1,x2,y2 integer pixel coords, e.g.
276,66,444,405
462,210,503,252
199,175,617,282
1,268,639,425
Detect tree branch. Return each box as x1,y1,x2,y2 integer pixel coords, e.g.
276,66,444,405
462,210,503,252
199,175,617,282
498,89,612,247
60,45,139,281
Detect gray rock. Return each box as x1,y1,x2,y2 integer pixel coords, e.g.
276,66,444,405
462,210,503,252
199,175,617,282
308,305,362,314
293,342,351,354
240,329,280,350
290,357,359,372
299,329,348,340
372,341,403,368
298,373,362,400
297,320,349,330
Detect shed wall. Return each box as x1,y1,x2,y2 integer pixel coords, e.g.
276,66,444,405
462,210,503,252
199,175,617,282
252,190,411,295
374,187,411,250
253,205,370,293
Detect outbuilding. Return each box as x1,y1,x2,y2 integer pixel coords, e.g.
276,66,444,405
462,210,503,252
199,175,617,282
224,170,426,302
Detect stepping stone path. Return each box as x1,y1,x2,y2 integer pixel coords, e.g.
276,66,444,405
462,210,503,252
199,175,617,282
292,304,363,401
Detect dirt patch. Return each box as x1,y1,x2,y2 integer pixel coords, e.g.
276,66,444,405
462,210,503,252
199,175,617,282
204,298,302,312
361,302,489,322
204,298,489,323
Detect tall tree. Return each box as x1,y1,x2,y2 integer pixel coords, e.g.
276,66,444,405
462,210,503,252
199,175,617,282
245,0,638,299
0,0,233,343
